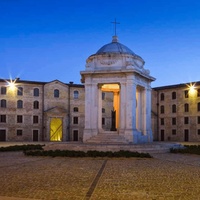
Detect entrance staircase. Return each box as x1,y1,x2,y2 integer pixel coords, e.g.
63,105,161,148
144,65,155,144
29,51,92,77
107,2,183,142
86,132,129,144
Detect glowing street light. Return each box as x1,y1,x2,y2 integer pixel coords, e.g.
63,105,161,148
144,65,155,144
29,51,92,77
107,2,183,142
188,83,196,96
5,78,19,92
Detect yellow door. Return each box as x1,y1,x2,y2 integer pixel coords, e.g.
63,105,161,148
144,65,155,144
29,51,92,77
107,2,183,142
50,118,62,141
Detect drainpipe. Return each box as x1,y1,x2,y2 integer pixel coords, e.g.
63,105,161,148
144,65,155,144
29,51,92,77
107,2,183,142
42,84,45,141
156,90,159,141
67,82,73,141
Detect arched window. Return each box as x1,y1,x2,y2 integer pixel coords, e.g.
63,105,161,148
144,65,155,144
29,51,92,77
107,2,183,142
17,100,23,108
185,90,189,98
34,88,39,96
73,107,79,112
172,104,176,113
74,91,79,99
17,87,23,96
172,92,176,99
102,108,105,113
160,105,164,114
33,101,39,109
54,89,59,98
0,99,6,108
184,103,189,112
160,93,164,101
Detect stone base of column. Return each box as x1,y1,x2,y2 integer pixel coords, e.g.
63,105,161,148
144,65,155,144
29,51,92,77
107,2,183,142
83,129,98,142
123,129,153,144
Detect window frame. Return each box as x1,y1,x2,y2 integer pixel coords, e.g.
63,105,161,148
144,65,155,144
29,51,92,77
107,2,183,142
33,115,39,124
17,87,23,96
172,91,176,100
172,104,176,113
33,88,39,97
0,99,6,108
33,101,39,109
17,115,23,123
0,115,6,123
1,87,6,95
73,116,78,124
73,107,79,112
184,117,189,124
54,89,59,98
17,100,23,109
172,117,176,125
160,105,164,114
73,91,79,99
160,93,164,101
184,103,189,112
16,129,23,136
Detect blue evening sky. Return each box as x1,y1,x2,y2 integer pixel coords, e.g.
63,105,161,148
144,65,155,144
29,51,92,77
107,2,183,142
1,0,200,87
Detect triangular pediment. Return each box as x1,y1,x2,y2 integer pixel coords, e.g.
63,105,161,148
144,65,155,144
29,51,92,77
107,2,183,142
44,106,67,114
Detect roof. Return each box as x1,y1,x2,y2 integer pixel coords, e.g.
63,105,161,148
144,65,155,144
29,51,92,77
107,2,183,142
95,36,136,56
153,81,200,90
0,78,84,88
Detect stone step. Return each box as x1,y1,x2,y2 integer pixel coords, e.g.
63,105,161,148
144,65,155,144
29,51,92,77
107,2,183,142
44,142,179,154
86,133,129,144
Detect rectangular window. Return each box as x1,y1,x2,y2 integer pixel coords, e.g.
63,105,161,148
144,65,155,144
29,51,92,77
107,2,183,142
33,130,39,141
1,99,6,108
16,130,23,136
184,117,189,124
198,116,200,124
102,92,105,100
198,89,200,97
198,129,200,135
73,117,78,124
0,115,6,123
1,87,6,95
33,116,39,124
17,115,23,123
184,90,189,98
160,118,164,125
172,117,176,125
160,105,164,114
73,130,79,141
172,129,176,135
102,117,105,125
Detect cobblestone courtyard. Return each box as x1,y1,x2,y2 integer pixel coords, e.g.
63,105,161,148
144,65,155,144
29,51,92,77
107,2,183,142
0,151,200,200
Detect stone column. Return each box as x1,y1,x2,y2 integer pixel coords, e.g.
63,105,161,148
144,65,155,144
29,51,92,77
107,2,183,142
144,87,153,142
98,85,103,132
125,82,137,130
83,81,98,142
119,82,126,133
136,87,142,131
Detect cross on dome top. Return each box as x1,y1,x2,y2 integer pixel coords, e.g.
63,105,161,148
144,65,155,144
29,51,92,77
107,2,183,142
111,18,120,36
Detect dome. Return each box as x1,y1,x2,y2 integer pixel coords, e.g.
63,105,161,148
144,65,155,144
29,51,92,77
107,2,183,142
96,36,136,56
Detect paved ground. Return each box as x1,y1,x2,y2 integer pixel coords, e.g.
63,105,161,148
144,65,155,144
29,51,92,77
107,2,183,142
0,149,200,200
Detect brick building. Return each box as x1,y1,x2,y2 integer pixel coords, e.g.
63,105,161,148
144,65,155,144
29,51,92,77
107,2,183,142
151,81,200,142
0,79,115,142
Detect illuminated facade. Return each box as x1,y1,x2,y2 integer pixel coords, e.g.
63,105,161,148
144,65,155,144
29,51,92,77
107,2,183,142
151,82,200,142
0,79,116,142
